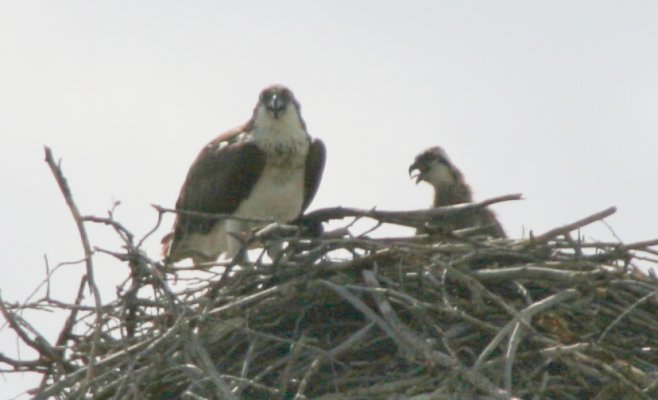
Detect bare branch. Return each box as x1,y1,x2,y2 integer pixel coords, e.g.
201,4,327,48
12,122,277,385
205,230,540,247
44,146,103,384
301,193,523,228
524,206,617,246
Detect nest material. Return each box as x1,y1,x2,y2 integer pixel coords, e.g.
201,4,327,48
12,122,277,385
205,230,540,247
3,201,658,400
2,149,657,399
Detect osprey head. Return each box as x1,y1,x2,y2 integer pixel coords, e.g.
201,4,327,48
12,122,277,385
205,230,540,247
257,85,299,119
408,146,458,186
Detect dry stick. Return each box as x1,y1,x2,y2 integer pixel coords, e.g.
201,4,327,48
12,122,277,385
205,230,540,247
442,263,520,318
44,146,103,387
234,337,259,398
553,239,658,251
16,258,89,315
539,343,590,357
35,315,184,399
35,276,91,391
280,336,307,397
0,294,61,366
360,271,519,400
362,269,446,357
138,206,165,248
133,247,238,399
313,376,430,400
318,280,400,342
473,289,580,372
55,276,88,348
188,332,239,400
524,206,617,246
569,351,648,398
472,265,606,283
644,378,658,396
0,354,46,371
177,362,278,398
82,215,134,243
302,194,523,228
504,321,525,393
44,255,51,300
207,282,296,317
294,322,376,400
586,238,658,264
615,238,658,251
598,287,658,343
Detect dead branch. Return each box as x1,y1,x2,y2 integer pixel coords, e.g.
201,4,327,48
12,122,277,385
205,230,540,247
44,146,103,383
301,193,523,229
524,206,617,246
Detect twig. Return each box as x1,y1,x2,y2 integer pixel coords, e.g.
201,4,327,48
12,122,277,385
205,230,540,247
539,342,590,357
302,194,523,228
207,283,294,317
34,317,183,399
34,276,91,391
82,215,134,243
319,280,400,342
295,322,375,399
138,206,166,248
234,337,258,397
504,321,524,393
361,270,518,400
473,289,579,370
0,354,47,371
523,206,617,246
472,265,606,283
598,288,658,343
0,293,62,368
187,330,238,400
44,146,103,385
55,276,88,348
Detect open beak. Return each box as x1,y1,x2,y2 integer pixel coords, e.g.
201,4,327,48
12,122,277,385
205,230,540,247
408,162,423,184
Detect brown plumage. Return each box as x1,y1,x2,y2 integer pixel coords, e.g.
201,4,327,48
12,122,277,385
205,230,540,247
409,146,505,238
162,85,326,263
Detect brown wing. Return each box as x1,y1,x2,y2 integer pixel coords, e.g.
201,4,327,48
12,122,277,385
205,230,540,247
163,129,266,255
301,138,326,213
479,208,507,238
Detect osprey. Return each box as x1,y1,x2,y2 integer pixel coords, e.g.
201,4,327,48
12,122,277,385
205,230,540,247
162,85,326,264
409,146,505,238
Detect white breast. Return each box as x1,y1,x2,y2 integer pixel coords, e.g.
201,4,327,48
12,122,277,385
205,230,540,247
234,163,306,221
426,162,457,186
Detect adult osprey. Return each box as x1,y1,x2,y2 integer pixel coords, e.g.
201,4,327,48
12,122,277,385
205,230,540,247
409,146,505,238
162,85,326,264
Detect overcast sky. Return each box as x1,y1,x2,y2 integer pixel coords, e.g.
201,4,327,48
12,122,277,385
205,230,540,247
1,1,657,397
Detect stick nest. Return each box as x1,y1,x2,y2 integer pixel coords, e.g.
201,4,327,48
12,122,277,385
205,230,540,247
2,150,658,399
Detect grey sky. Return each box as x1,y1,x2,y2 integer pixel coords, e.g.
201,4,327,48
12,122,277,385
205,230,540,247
1,1,657,397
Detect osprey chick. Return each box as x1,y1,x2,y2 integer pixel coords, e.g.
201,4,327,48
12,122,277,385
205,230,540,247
409,146,505,238
162,85,326,264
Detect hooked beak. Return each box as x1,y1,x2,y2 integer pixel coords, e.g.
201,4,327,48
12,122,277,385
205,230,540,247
266,94,286,118
408,161,424,184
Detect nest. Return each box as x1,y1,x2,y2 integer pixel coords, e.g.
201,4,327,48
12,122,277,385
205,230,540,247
2,149,658,399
